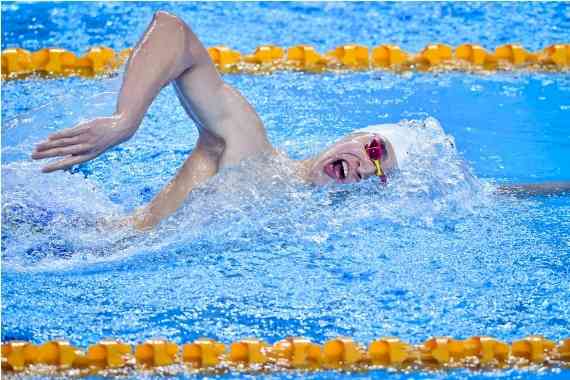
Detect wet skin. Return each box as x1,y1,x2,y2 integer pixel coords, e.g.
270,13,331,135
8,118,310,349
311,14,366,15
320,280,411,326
31,11,570,230
30,11,401,230
304,132,398,185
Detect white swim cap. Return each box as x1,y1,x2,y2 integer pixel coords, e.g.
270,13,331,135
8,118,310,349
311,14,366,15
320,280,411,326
356,123,416,167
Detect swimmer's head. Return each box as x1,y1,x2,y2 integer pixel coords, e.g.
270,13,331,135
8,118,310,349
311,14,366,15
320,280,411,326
303,131,398,185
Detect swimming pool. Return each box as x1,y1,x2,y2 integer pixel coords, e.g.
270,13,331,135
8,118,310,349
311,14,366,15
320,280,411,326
2,2,570,379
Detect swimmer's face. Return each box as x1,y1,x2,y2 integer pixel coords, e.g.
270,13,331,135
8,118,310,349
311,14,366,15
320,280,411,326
306,133,398,185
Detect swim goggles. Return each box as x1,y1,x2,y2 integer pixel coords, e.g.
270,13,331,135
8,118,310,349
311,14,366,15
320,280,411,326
365,138,387,184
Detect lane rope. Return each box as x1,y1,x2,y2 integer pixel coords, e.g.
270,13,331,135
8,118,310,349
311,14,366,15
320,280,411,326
2,336,569,374
1,43,569,80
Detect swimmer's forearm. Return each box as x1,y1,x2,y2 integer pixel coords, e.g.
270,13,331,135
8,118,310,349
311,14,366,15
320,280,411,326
33,12,199,172
115,11,201,131
131,139,220,229
496,181,570,197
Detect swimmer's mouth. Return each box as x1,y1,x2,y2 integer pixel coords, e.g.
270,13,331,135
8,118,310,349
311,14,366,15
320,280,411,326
325,159,352,182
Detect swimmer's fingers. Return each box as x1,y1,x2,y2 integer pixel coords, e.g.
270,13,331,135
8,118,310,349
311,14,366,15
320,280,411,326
48,123,90,140
32,143,93,160
35,116,128,171
32,123,91,158
33,136,86,156
41,153,96,173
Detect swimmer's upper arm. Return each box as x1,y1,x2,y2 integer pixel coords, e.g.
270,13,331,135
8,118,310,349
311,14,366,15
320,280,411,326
125,12,271,229
169,15,271,162
118,10,268,150
33,11,270,173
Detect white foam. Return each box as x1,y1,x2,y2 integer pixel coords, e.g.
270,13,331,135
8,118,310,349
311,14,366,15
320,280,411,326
356,122,422,168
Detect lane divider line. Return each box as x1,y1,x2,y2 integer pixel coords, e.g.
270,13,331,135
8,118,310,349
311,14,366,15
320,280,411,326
1,43,569,80
2,336,569,373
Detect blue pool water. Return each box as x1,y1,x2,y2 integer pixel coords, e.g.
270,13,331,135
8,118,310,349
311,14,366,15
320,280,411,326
2,2,570,379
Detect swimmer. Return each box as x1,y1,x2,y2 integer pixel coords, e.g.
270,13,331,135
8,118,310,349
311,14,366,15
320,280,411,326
32,12,570,230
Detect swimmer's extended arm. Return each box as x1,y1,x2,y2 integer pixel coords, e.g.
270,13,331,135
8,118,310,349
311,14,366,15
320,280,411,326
32,11,193,172
496,181,570,197
33,11,271,229
32,11,269,171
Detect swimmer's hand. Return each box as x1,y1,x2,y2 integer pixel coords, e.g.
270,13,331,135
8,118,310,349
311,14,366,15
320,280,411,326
32,115,134,173
95,214,135,232
96,210,155,232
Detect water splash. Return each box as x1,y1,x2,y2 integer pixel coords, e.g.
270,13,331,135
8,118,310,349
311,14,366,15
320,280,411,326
2,71,569,352
1,116,489,273
1,161,133,270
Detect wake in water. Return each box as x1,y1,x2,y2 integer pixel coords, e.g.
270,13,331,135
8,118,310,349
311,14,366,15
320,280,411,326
1,117,489,271
1,161,130,270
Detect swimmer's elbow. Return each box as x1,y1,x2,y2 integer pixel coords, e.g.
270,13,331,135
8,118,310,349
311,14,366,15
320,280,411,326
153,11,185,29
151,11,207,68
152,11,190,42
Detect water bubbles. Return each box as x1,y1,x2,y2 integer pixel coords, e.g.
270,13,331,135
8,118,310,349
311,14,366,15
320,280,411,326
1,161,131,271
2,69,569,353
470,84,484,92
